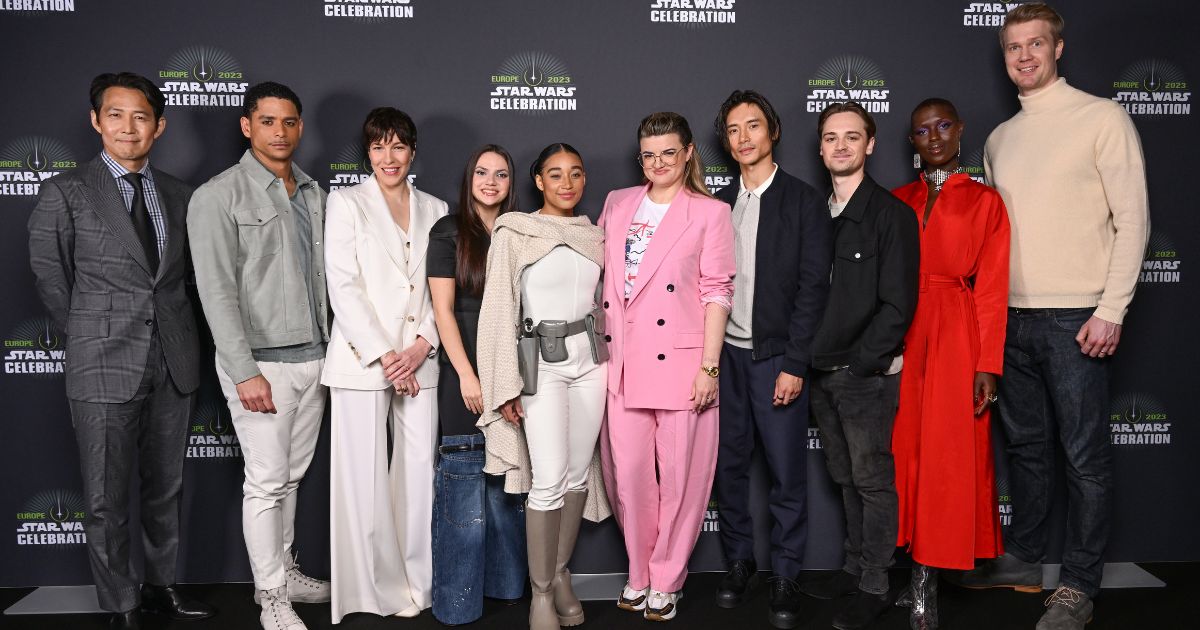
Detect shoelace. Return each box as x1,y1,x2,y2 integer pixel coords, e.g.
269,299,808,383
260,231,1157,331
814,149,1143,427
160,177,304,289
1044,586,1084,609
267,596,304,627
647,590,675,609
731,563,754,580
767,576,800,595
287,563,325,587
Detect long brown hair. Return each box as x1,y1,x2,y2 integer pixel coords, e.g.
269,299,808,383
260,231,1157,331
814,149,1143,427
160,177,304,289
637,111,712,199
455,144,518,295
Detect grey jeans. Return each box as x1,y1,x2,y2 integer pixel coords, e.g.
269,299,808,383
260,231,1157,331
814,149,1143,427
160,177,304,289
810,368,901,595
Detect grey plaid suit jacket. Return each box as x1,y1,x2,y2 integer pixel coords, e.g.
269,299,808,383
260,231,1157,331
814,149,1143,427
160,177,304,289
28,155,201,403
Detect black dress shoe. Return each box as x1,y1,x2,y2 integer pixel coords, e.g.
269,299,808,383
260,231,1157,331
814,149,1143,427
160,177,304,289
109,609,141,630
798,570,859,600
767,576,802,629
140,584,216,620
716,559,759,608
831,589,892,630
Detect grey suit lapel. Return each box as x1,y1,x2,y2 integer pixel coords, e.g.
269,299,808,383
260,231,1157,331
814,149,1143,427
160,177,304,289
80,157,154,277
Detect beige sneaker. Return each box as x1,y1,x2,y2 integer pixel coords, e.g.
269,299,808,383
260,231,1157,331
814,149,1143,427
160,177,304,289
644,589,681,622
258,586,307,630
252,554,330,604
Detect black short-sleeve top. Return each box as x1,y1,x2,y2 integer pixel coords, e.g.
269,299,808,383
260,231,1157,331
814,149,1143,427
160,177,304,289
426,213,487,370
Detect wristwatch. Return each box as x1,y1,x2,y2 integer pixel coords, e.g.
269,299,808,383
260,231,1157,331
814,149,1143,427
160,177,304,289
700,365,720,378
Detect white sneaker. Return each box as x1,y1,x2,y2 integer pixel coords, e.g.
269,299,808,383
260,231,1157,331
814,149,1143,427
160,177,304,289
617,583,649,611
258,586,307,630
644,589,681,622
252,555,330,604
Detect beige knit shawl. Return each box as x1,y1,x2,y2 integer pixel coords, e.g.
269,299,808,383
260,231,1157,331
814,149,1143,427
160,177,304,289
476,211,611,521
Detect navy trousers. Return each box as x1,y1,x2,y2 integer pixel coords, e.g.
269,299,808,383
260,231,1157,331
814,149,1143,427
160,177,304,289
715,343,809,580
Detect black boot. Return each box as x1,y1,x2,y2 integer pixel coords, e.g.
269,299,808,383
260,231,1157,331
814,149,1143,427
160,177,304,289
831,589,891,630
953,552,1041,592
716,559,758,608
140,584,216,620
909,564,938,629
109,609,141,630
799,570,859,600
767,576,803,629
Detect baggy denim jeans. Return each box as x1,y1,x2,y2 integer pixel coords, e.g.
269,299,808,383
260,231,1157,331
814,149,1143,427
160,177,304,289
997,307,1111,597
431,433,527,624
810,368,901,596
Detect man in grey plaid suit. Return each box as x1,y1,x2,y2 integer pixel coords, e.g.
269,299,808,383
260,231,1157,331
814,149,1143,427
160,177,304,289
28,72,215,630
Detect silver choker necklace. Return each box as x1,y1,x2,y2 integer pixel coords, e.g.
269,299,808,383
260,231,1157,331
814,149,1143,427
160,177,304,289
926,167,963,192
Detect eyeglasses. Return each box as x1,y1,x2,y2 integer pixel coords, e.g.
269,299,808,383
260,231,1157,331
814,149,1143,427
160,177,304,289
636,147,685,167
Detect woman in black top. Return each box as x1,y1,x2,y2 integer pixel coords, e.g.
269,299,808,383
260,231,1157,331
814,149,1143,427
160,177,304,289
427,145,525,624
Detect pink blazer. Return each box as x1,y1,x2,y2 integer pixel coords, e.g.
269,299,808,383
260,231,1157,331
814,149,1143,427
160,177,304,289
599,184,735,410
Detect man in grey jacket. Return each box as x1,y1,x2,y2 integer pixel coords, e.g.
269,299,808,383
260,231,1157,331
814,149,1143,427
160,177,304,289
29,72,215,630
188,81,330,630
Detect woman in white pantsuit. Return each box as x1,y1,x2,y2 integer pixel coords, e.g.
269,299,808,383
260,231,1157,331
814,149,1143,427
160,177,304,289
322,107,448,623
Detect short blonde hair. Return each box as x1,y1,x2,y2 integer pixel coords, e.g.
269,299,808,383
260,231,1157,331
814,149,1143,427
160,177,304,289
1000,2,1064,46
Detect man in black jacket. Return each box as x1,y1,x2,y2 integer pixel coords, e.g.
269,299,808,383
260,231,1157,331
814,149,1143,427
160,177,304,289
711,90,833,629
800,102,919,630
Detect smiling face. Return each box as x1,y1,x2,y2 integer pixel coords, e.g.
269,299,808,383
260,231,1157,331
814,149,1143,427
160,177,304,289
724,102,776,169
367,133,413,190
910,103,964,171
639,133,692,191
535,150,585,215
240,96,303,168
470,151,510,212
90,86,165,172
1002,19,1063,96
819,111,875,178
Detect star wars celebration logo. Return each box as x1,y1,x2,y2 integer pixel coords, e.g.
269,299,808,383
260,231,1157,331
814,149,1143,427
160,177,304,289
996,477,1012,527
0,0,74,13
650,0,736,26
961,147,986,184
805,56,891,115
961,2,1025,28
698,144,733,195
157,46,248,109
807,426,823,450
325,143,416,191
188,399,241,459
1110,393,1172,447
4,318,64,377
323,0,413,21
16,490,86,547
1140,231,1181,284
489,52,578,114
1112,59,1191,118
0,136,76,197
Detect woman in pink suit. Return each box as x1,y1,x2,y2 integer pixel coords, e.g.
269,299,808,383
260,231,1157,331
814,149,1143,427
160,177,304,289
599,112,735,622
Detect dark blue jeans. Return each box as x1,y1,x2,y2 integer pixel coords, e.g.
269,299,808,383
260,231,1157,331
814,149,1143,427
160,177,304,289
810,368,901,596
431,434,527,625
716,344,809,579
997,307,1111,598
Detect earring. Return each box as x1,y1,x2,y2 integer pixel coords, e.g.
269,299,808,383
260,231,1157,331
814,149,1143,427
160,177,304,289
912,153,921,169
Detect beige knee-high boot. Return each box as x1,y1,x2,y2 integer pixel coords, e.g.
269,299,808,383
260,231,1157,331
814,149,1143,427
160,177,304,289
554,490,587,626
526,506,562,630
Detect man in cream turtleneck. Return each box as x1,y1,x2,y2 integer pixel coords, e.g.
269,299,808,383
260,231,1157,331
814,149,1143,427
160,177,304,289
960,4,1149,630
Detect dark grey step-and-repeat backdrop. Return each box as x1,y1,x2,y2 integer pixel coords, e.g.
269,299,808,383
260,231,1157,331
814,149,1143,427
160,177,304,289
1,0,1196,586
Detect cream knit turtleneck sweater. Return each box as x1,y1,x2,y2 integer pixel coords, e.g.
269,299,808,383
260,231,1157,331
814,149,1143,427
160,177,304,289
984,77,1149,324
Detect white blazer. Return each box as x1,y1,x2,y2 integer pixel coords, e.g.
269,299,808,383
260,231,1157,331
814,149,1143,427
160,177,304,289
321,176,448,390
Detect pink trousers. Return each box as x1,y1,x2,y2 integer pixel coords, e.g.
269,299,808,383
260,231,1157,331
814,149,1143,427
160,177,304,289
600,389,719,593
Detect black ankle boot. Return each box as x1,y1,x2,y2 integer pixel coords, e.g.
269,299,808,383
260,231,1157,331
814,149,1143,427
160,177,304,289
909,564,938,629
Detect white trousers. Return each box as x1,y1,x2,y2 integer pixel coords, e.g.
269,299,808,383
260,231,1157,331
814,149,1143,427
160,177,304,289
217,358,327,592
522,334,607,511
330,386,437,623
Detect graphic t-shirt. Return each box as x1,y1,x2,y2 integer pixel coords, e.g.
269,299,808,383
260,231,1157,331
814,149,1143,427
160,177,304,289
624,196,671,298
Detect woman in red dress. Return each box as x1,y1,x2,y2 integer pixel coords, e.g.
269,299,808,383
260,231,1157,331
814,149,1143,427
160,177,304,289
891,98,1010,629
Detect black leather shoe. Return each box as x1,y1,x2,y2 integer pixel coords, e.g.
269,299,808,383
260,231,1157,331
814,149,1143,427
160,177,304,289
140,584,216,620
716,559,758,608
831,589,892,630
952,552,1042,592
109,609,141,630
767,576,802,629
799,570,859,600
